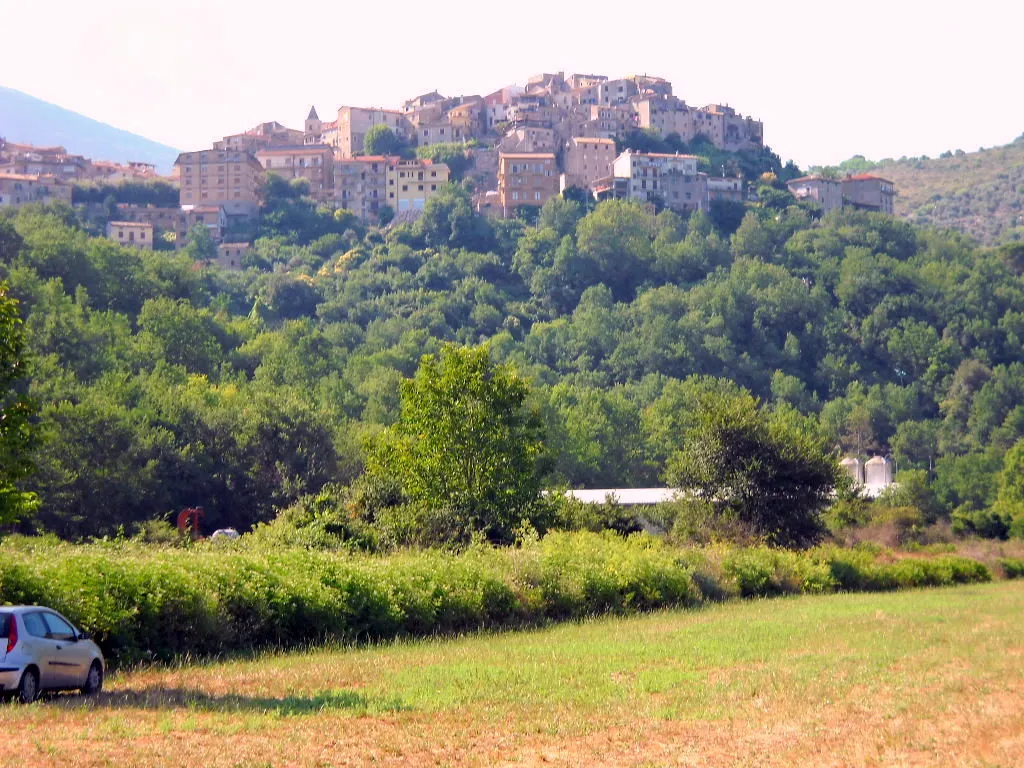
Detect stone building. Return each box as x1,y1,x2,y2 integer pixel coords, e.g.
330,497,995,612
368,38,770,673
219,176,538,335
334,156,390,220
106,220,154,250
842,175,896,214
497,152,559,217
787,176,843,213
612,151,708,213
563,137,617,190
255,145,334,202
708,176,744,203
175,149,264,220
0,172,73,207
335,107,413,158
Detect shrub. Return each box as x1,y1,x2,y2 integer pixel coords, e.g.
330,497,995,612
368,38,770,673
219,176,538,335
0,533,998,668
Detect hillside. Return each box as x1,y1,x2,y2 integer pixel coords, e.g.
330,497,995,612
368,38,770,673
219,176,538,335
832,136,1024,245
0,85,180,172
3,182,1024,543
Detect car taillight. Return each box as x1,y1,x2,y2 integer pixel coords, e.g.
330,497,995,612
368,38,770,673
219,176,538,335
6,617,17,653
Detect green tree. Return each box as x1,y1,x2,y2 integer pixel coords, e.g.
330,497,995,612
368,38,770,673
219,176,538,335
0,281,40,525
363,125,403,157
366,344,548,544
182,224,217,262
665,388,838,547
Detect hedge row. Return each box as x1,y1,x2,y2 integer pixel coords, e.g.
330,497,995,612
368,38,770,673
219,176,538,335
0,533,997,667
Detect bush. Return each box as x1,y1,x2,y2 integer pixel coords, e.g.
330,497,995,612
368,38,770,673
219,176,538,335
0,533,998,668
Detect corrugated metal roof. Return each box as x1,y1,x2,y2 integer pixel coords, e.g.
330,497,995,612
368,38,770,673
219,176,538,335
563,488,678,505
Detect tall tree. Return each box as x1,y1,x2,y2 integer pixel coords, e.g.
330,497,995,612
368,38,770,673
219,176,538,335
0,281,39,526
665,387,838,547
367,344,548,544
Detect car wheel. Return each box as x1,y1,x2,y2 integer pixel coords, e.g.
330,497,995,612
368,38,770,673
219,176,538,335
18,668,40,704
81,661,103,696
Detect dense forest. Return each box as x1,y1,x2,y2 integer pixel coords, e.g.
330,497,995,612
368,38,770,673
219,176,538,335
2,172,1024,543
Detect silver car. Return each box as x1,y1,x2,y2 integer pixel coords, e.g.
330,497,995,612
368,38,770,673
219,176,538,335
0,606,104,703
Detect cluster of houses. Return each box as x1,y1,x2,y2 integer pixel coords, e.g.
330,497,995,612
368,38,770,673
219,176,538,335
1,69,898,267
170,70,767,237
0,138,166,208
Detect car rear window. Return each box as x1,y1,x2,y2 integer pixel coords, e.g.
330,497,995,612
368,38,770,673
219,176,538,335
0,613,10,638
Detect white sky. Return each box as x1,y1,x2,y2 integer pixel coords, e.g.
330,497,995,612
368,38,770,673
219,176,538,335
1,0,1022,168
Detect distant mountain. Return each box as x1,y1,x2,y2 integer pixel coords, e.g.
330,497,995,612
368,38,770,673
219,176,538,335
825,136,1024,246
0,85,180,173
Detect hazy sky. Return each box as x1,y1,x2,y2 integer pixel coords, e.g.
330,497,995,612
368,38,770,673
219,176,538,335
2,0,1021,168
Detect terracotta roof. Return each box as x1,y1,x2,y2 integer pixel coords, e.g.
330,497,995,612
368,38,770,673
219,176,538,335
787,175,838,184
337,155,391,164
499,152,556,159
845,174,894,183
624,151,700,160
108,221,153,227
0,172,42,181
255,145,333,155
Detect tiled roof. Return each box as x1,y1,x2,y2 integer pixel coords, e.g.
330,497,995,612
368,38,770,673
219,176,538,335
499,152,556,159
255,145,333,155
845,173,894,183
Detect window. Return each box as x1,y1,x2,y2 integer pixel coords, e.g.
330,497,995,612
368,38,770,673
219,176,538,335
418,185,423,191
23,612,47,638
511,191,519,200
431,184,436,191
535,191,541,201
402,185,408,192
42,613,77,641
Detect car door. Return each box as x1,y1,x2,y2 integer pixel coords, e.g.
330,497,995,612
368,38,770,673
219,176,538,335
20,611,65,689
41,612,87,688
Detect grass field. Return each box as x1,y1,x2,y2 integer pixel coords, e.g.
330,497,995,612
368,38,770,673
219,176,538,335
3,581,1023,767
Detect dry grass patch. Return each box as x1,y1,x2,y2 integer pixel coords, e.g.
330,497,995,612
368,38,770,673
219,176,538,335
2,581,1023,767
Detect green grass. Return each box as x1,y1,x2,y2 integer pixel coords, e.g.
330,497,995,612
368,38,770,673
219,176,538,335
3,581,1022,766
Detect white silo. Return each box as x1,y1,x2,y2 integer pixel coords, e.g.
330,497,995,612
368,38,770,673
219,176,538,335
864,456,894,488
840,457,864,485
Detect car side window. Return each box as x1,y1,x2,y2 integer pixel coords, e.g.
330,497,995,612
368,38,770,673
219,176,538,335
42,613,77,642
23,612,48,638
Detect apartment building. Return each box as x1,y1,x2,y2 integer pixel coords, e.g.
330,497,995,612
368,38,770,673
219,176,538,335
497,152,559,216
842,175,896,214
106,221,154,250
174,149,264,219
255,145,334,201
385,159,450,213
563,137,617,189
612,151,708,213
707,176,745,203
787,176,843,213
334,156,390,219
336,107,413,158
0,172,73,207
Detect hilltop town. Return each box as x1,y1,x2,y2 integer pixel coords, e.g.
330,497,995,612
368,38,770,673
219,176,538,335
1,70,897,263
